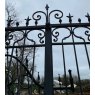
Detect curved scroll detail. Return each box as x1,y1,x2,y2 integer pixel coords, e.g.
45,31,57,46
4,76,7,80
38,30,45,44
72,27,90,42
85,30,90,41
73,33,85,42
32,11,46,23
26,30,36,44
5,54,44,89
49,10,63,22
5,34,13,46
26,29,45,44
62,33,71,42
52,27,71,42
52,31,59,42
27,36,36,44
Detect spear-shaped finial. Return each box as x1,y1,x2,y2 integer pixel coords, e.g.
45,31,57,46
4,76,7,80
7,17,13,27
85,13,90,22
45,4,50,23
67,13,73,23
37,72,40,83
25,16,31,26
45,4,49,10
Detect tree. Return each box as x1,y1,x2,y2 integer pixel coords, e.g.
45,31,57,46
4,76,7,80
5,1,19,41
5,1,37,94
5,1,19,26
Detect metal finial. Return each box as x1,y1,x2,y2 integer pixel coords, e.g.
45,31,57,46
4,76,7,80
59,19,62,24
7,17,13,27
78,18,81,23
16,22,19,27
45,4,50,23
25,16,31,26
38,72,40,82
85,13,90,22
45,4,49,10
68,69,72,72
58,74,61,82
67,13,73,23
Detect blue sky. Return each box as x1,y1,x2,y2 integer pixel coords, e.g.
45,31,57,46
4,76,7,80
8,0,90,23
6,0,90,79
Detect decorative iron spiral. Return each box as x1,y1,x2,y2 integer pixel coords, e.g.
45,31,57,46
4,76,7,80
32,11,46,22
85,30,90,41
5,34,13,46
38,31,45,43
49,10,63,22
72,27,90,42
52,30,59,42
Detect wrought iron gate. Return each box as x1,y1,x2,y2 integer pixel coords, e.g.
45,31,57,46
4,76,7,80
5,5,90,95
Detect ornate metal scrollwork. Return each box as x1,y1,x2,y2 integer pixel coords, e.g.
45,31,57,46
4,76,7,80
62,33,71,42
23,32,27,38
25,29,45,44
52,28,59,42
5,5,90,95
12,31,25,46
38,30,45,44
26,30,36,44
72,27,90,42
85,30,90,41
32,11,46,25
52,27,71,42
71,27,86,42
73,32,85,42
49,10,63,23
32,5,63,24
6,34,13,46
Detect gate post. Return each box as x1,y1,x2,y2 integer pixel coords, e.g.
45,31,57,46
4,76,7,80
44,22,54,95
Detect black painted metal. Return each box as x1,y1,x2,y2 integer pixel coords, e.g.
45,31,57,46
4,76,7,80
44,23,53,95
68,69,74,92
5,5,90,95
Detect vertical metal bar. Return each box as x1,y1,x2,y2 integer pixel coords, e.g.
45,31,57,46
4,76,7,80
72,33,83,95
6,46,9,95
44,23,53,95
6,46,14,86
84,44,90,68
19,30,27,93
37,72,41,95
16,48,20,95
30,80,32,95
31,46,36,95
68,69,74,92
26,63,30,95
58,74,61,93
62,44,68,95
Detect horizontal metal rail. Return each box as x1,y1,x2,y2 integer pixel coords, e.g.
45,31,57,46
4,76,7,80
5,42,90,48
5,23,90,31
